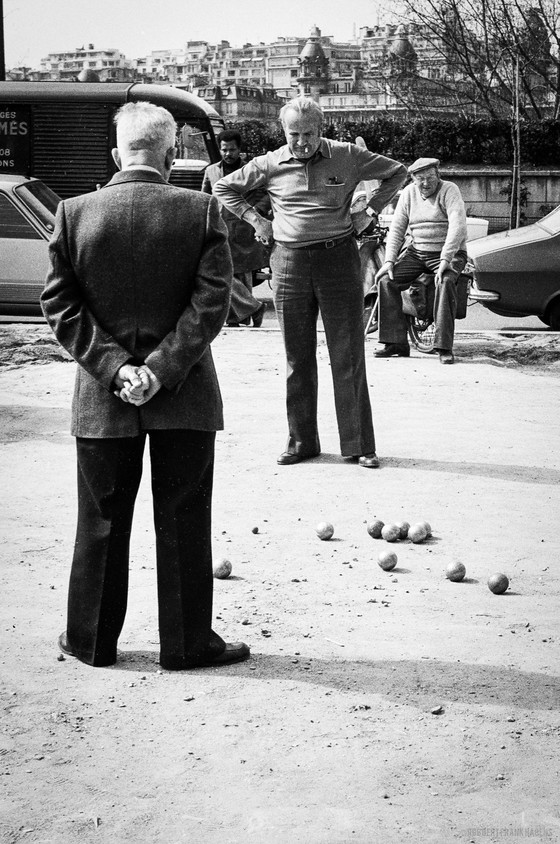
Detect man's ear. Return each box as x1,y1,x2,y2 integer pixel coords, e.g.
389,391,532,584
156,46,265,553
111,148,122,170
165,146,177,171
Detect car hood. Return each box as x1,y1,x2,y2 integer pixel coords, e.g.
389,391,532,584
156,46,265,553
467,222,550,260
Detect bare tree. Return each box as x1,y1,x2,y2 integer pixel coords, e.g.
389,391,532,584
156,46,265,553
396,0,560,119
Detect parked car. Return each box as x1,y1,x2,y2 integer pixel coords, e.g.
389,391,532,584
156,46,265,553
0,174,61,316
467,207,560,329
0,163,224,317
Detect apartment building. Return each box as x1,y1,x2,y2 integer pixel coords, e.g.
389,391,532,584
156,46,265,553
39,44,134,82
195,83,283,124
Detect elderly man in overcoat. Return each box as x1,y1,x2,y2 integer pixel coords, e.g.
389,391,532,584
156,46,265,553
41,102,250,670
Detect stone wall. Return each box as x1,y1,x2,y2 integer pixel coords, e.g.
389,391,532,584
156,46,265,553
441,168,560,232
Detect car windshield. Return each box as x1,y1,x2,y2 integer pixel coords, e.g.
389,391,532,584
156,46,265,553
13,180,61,231
536,205,560,234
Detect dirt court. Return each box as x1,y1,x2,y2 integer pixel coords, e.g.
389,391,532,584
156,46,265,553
1,324,560,844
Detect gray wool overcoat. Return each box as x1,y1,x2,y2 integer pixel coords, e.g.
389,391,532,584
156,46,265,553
41,168,233,438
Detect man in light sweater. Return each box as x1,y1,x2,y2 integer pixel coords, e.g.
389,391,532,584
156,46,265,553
374,158,468,364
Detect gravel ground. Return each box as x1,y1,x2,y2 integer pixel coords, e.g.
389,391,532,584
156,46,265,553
1,325,559,844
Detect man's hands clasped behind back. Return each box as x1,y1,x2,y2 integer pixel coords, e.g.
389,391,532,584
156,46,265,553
114,363,162,406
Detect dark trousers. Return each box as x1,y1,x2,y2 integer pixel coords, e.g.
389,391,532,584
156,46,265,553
270,238,375,457
228,272,261,324
378,248,467,351
67,429,216,668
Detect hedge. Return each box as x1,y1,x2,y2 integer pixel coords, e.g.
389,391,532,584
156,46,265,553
230,117,560,167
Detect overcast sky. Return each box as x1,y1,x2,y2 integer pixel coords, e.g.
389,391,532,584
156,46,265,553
4,0,391,69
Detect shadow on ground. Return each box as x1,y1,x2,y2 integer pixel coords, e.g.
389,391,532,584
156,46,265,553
113,650,560,711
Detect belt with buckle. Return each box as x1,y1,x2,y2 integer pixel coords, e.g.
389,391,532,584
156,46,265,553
277,234,352,251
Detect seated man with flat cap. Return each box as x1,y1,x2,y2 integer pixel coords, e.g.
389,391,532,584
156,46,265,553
374,157,468,365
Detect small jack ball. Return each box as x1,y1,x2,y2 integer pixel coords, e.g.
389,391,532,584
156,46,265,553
315,522,334,541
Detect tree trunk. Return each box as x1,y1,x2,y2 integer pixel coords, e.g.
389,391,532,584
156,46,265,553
510,55,521,229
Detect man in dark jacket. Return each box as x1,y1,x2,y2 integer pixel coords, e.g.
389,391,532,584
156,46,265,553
202,129,269,326
41,102,249,670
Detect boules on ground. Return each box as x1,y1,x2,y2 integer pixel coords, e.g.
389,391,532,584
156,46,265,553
315,521,334,541
367,519,384,539
488,572,509,594
408,522,428,544
213,558,232,579
446,561,466,582
420,521,432,538
381,523,400,543
395,521,410,540
378,550,398,571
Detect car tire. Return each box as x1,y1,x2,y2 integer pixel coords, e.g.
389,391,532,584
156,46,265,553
543,298,560,330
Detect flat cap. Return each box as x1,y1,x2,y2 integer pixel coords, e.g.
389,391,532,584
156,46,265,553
408,157,440,174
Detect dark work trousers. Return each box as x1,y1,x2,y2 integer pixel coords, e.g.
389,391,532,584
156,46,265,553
270,237,375,458
378,247,467,352
228,273,261,324
67,429,216,669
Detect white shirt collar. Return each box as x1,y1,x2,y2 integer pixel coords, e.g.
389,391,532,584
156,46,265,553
122,164,162,175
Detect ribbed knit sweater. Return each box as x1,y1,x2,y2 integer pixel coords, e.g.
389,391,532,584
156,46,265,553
385,180,467,264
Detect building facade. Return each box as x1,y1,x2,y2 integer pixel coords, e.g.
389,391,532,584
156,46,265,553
9,15,556,122
37,44,134,82
192,83,283,124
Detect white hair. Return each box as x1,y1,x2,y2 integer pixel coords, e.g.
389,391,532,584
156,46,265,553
279,96,323,127
114,102,177,153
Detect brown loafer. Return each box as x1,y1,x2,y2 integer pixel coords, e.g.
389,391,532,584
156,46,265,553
358,453,380,468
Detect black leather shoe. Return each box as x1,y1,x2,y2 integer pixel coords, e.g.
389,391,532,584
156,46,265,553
277,451,320,465
374,344,410,358
200,641,250,666
437,349,455,364
252,302,265,327
58,631,78,658
359,453,380,468
58,632,116,666
161,634,250,670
